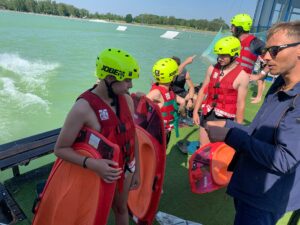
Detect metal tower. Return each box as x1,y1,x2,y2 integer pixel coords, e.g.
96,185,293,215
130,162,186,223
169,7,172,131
252,0,300,32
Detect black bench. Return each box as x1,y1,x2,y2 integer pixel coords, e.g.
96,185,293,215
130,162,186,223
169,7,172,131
0,128,61,176
0,182,26,223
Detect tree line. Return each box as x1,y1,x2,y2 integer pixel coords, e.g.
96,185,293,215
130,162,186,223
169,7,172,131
0,0,229,31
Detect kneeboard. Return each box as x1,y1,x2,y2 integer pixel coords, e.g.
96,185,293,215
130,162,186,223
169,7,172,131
128,94,166,225
32,127,120,225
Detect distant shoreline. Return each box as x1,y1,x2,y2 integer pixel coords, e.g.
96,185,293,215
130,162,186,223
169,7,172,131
0,9,219,35
117,20,219,35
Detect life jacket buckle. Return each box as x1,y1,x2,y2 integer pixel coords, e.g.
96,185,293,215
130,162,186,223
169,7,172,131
75,130,87,143
214,82,221,88
98,142,114,160
116,123,126,133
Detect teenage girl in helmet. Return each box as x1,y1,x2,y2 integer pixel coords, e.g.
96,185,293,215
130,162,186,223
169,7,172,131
192,36,249,147
231,13,269,104
54,48,140,225
146,58,179,145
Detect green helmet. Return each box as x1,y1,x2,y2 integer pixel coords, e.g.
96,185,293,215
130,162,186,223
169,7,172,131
214,36,241,57
96,48,140,81
152,58,178,84
231,13,253,32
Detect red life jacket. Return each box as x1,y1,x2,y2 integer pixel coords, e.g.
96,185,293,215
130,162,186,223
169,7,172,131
202,64,243,118
150,83,178,133
236,34,258,74
78,90,136,174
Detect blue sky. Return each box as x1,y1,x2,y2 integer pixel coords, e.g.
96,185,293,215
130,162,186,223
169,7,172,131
54,0,258,25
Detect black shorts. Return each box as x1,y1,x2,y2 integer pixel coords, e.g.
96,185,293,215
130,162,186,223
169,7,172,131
200,110,231,127
176,91,188,98
176,84,202,98
194,84,202,93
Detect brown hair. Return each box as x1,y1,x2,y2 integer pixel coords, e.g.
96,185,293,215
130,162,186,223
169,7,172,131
172,56,181,66
267,21,300,41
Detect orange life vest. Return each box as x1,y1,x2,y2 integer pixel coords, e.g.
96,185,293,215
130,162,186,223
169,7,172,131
202,64,243,118
78,90,136,174
236,34,258,74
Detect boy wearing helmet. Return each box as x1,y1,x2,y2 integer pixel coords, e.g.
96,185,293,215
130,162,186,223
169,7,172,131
147,58,179,145
54,48,140,225
192,36,249,147
231,13,268,104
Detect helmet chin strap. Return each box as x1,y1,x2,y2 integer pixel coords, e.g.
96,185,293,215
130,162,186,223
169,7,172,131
104,79,120,117
217,56,237,73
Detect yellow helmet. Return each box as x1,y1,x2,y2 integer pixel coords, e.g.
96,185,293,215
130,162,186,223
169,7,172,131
96,48,140,81
152,58,178,84
231,13,253,32
214,36,241,57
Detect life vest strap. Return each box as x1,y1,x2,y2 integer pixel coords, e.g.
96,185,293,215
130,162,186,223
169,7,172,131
75,128,114,160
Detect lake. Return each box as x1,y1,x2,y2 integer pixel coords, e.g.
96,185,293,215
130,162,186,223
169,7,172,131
0,10,214,143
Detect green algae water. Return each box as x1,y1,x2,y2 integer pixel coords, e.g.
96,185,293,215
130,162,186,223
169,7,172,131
0,10,213,144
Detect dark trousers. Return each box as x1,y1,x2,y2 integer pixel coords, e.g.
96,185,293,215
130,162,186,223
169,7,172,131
234,198,284,225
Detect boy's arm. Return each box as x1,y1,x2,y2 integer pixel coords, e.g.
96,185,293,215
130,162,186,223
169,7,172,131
125,94,140,189
146,89,162,104
235,71,249,124
185,71,195,100
193,65,213,125
193,66,213,112
178,55,196,74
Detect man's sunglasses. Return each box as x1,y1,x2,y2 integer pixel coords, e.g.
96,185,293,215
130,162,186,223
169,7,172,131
262,42,300,58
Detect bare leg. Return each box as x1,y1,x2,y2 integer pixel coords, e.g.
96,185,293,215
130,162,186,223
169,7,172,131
199,126,210,148
176,95,186,117
112,172,133,225
251,79,265,104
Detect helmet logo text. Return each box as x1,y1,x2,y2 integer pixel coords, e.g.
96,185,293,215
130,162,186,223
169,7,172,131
101,65,125,78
